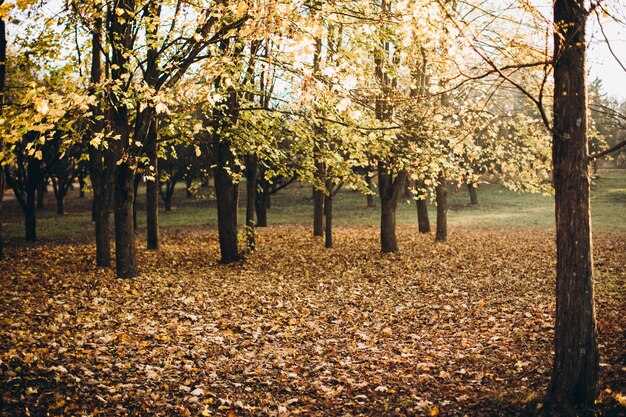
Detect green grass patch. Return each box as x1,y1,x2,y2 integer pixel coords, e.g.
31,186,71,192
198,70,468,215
2,169,624,244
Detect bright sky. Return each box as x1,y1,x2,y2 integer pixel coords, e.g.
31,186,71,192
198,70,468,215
588,16,626,100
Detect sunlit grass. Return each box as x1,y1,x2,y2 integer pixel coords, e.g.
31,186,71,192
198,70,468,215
2,169,624,244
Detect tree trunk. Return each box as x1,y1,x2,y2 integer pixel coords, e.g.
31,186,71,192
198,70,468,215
366,172,376,207
380,197,397,252
255,185,268,227
51,177,69,215
93,188,112,268
78,176,85,198
417,198,430,233
467,183,478,205
548,0,598,409
145,123,159,250
87,14,113,268
0,12,4,259
0,170,3,260
185,176,193,198
214,157,240,264
245,155,257,250
378,164,406,253
132,173,140,231
313,187,324,237
163,183,174,212
56,190,65,215
114,162,138,278
324,180,333,248
436,177,447,242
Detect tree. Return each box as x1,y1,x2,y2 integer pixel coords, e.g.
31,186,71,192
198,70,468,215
0,0,6,259
548,0,598,408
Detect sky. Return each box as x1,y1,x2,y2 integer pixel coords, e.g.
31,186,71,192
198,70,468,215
6,0,626,101
588,15,626,100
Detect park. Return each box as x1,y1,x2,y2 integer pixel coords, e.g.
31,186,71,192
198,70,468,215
0,0,625,416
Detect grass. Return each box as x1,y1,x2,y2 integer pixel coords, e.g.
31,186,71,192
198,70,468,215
1,169,625,244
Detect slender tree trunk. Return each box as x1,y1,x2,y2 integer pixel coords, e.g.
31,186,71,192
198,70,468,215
114,162,138,278
0,11,4,259
467,183,478,205
324,180,333,248
145,123,159,249
164,182,174,212
313,161,325,237
185,176,193,198
87,14,113,268
93,185,112,268
366,172,376,207
436,177,447,242
245,155,257,249
78,176,85,198
56,189,65,215
313,187,324,237
0,170,3,259
255,185,268,227
417,198,430,233
132,173,140,231
548,0,598,408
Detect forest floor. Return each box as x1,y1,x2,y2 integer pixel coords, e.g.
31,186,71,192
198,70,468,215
1,226,625,416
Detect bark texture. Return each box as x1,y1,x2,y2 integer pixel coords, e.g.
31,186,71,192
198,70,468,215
548,0,599,408
417,198,430,234
378,164,406,253
435,177,447,242
114,162,138,278
467,183,478,205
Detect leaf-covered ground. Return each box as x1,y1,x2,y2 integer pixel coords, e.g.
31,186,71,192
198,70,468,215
0,226,624,416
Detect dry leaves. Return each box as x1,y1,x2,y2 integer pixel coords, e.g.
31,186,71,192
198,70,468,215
0,226,624,416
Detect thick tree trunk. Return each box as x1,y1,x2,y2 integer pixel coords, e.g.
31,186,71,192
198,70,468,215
417,198,430,233
145,124,159,250
378,164,406,253
114,162,138,278
548,0,598,409
436,177,447,242
380,197,397,252
467,183,478,205
214,159,240,264
245,156,257,249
